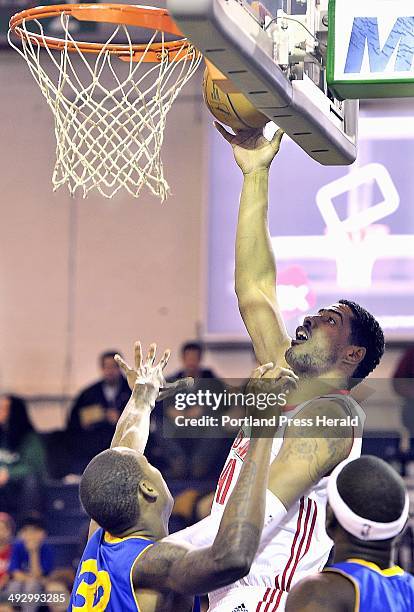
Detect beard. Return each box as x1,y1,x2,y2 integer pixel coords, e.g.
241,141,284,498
285,343,338,376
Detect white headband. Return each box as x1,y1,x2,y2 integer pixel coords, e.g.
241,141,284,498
327,460,410,541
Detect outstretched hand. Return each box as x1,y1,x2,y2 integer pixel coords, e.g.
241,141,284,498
214,122,284,175
115,342,193,403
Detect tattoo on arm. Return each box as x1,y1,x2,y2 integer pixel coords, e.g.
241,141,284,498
279,435,350,482
268,400,353,506
135,439,273,595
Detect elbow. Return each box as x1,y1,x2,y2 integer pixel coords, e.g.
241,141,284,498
214,549,254,583
230,553,253,579
235,284,274,308
226,553,253,581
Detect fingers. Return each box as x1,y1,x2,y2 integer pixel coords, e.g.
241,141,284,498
279,374,299,389
134,341,142,371
271,128,284,146
146,343,157,366
272,367,299,380
158,348,171,370
213,121,234,143
114,354,131,377
251,362,274,379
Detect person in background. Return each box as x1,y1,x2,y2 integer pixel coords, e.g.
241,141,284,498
285,456,414,611
392,346,414,449
163,342,230,479
0,514,14,591
0,396,46,518
43,569,74,612
7,516,55,612
171,342,218,381
8,516,54,597
66,350,131,474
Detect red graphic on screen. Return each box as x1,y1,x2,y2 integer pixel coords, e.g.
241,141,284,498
278,265,317,320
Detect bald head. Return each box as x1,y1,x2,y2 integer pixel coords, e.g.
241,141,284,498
336,456,406,524
80,449,144,535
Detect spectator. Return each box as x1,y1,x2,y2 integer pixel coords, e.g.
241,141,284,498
392,346,414,447
172,342,218,380
43,569,74,611
66,350,130,474
162,342,230,479
0,514,14,591
7,516,54,604
0,396,46,519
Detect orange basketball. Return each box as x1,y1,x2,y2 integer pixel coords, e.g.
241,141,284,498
202,66,269,132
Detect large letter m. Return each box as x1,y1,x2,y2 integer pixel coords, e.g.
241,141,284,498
345,16,414,73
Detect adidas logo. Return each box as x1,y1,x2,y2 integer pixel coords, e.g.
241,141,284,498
231,604,247,612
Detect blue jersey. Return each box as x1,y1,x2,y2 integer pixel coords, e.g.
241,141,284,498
324,558,414,612
69,528,201,611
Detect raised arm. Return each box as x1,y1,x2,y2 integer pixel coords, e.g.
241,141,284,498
109,342,166,452
87,342,169,540
111,341,193,451
134,364,297,595
216,123,291,366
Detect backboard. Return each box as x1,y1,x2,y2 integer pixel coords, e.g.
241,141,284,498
247,1,307,17
167,0,358,166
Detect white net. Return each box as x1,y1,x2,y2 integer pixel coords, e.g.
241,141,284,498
8,13,202,200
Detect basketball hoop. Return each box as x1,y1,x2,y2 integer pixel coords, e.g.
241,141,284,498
8,4,202,200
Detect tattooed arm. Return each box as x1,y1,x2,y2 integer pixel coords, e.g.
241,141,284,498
268,399,353,508
134,436,273,594
133,364,282,595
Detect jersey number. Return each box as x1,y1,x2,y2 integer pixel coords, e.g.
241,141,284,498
72,559,112,611
215,458,236,505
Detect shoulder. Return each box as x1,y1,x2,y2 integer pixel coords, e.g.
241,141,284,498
12,539,25,552
132,540,190,590
284,397,354,439
11,540,26,558
299,396,353,418
166,370,184,382
286,571,355,612
79,381,103,397
278,397,354,479
201,369,217,378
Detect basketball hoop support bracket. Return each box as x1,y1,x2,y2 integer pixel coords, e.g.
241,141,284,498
167,0,357,166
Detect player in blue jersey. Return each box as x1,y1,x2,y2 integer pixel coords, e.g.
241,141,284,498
70,340,297,612
286,455,414,611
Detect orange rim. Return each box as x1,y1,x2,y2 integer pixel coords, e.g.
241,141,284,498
9,3,198,62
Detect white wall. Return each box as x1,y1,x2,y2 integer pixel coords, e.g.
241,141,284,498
0,51,207,395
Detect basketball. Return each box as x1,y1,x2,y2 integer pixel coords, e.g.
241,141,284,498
202,66,269,132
